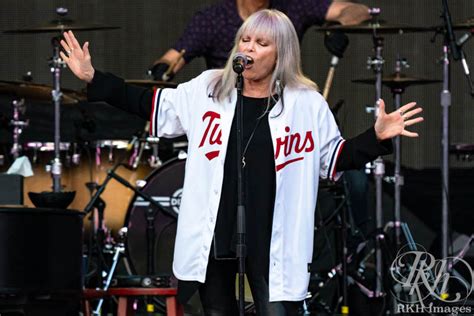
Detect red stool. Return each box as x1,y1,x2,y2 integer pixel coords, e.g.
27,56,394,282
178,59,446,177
83,288,183,316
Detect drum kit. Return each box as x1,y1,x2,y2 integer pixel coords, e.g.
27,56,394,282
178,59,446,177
0,8,188,314
308,6,474,316
0,4,473,316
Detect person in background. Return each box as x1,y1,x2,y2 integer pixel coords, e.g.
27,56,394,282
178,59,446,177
148,0,371,81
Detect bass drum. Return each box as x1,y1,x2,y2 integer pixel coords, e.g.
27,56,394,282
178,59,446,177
124,157,206,315
124,157,185,276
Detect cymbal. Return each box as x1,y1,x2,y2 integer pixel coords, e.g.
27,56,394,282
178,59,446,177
352,73,442,88
315,21,432,34
0,80,86,104
125,79,178,89
4,19,119,34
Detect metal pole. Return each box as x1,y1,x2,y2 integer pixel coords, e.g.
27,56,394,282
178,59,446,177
441,44,450,261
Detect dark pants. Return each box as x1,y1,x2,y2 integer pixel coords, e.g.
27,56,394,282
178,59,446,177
193,255,302,316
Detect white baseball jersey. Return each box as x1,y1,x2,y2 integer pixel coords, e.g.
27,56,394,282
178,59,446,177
149,70,345,302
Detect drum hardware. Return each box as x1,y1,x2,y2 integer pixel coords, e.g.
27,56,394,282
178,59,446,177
9,99,28,159
124,157,190,314
145,135,162,168
3,10,120,34
0,79,85,105
364,7,386,300
450,143,474,161
84,160,177,315
148,142,162,168
92,140,130,166
93,227,127,316
4,8,118,205
71,143,81,165
83,158,177,282
352,73,442,87
308,177,375,314
355,58,442,254
129,136,148,170
315,19,434,34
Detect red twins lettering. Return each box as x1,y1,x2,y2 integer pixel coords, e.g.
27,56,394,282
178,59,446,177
275,126,314,159
275,126,314,171
199,111,222,160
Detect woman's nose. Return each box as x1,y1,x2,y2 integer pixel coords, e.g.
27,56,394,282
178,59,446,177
243,41,255,52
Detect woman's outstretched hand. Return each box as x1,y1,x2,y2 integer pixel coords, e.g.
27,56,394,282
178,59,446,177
374,99,424,141
59,30,95,83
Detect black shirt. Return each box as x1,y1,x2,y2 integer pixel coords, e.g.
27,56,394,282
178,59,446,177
214,95,277,270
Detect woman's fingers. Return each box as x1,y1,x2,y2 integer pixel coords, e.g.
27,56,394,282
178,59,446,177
68,31,82,50
63,31,73,50
59,51,68,62
403,107,423,120
378,99,386,115
60,39,70,52
82,41,90,59
404,116,424,127
398,102,417,114
401,130,419,138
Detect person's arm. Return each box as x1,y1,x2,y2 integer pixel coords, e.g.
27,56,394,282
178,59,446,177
148,49,186,82
60,30,153,120
325,1,371,25
87,70,153,120
336,99,423,171
149,7,213,80
335,127,391,171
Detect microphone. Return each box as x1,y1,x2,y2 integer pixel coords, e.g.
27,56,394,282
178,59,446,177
456,30,474,47
454,29,474,96
232,53,253,74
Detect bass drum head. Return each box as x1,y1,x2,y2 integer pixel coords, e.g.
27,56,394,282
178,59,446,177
124,157,185,276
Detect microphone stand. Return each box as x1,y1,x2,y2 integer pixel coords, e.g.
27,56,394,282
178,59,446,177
235,72,247,316
235,73,247,316
440,0,455,271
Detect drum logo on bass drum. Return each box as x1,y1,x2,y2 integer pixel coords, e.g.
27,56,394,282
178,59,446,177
133,188,183,215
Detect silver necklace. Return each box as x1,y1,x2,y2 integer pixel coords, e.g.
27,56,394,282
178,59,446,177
241,115,264,168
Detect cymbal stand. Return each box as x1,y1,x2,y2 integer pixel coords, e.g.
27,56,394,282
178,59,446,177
9,99,28,159
366,8,385,298
49,10,68,192
389,57,409,249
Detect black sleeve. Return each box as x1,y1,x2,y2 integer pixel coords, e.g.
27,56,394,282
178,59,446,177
336,127,393,171
87,70,154,120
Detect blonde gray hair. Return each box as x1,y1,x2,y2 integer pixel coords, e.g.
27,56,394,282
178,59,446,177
210,9,318,103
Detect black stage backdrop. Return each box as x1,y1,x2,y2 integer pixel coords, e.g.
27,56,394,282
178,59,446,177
1,0,474,169
1,1,474,241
